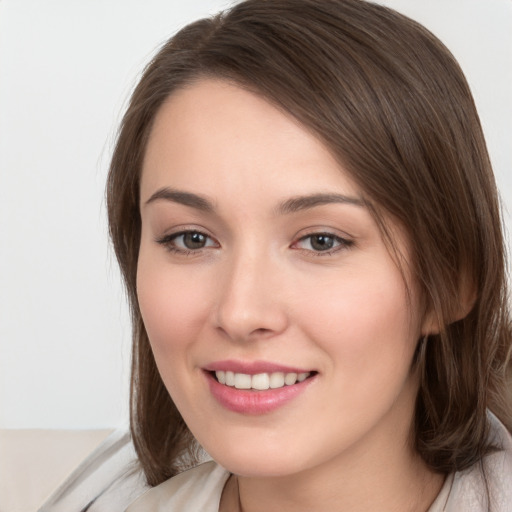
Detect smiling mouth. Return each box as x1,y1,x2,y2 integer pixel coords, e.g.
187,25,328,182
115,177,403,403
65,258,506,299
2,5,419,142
211,370,316,391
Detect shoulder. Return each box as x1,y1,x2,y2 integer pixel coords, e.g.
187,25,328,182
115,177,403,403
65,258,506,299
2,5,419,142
38,430,149,512
431,412,512,512
126,460,230,512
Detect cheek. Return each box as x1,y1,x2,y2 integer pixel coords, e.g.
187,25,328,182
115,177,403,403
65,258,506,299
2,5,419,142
297,265,417,378
136,252,213,368
293,268,420,445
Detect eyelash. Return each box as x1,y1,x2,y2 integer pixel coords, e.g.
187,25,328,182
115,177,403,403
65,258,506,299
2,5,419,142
155,230,354,257
155,230,218,256
293,232,354,257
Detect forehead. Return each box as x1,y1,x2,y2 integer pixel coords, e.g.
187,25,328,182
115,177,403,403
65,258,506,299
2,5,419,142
140,78,361,204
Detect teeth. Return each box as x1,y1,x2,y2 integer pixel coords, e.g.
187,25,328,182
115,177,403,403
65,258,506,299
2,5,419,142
269,372,285,388
284,372,298,385
215,370,311,390
225,371,235,386
252,373,270,390
234,373,252,389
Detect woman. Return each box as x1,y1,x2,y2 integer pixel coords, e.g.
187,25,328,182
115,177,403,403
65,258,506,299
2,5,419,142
101,0,512,510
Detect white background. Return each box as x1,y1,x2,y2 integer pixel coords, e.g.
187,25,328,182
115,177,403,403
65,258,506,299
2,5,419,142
0,0,510,430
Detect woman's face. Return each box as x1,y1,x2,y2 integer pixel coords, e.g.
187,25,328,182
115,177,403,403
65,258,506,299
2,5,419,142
137,79,426,477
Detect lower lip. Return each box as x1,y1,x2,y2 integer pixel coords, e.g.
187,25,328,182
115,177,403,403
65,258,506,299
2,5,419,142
204,371,316,414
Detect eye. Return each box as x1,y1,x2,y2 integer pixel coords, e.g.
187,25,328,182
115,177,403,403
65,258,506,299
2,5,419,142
174,231,212,250
156,230,218,253
293,232,353,254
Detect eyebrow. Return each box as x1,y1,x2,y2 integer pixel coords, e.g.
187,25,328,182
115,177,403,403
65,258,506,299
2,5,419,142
144,187,364,214
144,187,215,212
277,193,365,214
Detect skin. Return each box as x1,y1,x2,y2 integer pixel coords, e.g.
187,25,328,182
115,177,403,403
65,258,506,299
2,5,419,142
137,79,443,511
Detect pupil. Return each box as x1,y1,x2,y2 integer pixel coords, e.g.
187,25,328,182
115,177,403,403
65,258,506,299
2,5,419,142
311,235,334,251
184,232,206,249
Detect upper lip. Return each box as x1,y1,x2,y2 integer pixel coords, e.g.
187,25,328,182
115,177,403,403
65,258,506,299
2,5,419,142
204,359,313,375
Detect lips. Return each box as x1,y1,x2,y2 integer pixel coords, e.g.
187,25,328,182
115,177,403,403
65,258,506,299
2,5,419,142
203,360,317,414
205,359,312,374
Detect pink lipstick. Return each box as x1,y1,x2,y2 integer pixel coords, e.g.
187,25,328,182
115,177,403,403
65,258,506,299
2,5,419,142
203,360,317,414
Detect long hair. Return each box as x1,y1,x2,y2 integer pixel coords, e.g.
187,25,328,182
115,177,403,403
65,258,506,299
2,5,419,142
107,0,512,486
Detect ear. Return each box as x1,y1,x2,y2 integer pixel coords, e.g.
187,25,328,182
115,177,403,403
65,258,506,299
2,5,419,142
421,275,476,336
420,308,440,337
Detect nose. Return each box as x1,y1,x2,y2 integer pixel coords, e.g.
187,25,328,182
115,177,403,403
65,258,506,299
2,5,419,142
213,249,289,343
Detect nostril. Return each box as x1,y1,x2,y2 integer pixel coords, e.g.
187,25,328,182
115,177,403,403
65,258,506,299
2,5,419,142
253,327,272,335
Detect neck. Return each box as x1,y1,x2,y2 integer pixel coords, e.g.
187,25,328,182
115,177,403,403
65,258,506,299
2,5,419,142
220,406,444,512
223,448,443,512
241,458,442,512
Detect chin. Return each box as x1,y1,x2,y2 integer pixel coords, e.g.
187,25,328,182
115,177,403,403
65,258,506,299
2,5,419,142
203,437,310,478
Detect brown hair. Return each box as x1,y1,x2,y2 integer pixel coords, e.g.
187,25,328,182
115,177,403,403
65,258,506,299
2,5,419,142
107,0,512,486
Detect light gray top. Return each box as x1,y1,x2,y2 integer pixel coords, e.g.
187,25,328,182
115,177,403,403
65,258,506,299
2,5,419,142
126,460,229,512
40,413,512,511
127,413,512,511
38,431,148,512
429,412,512,511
